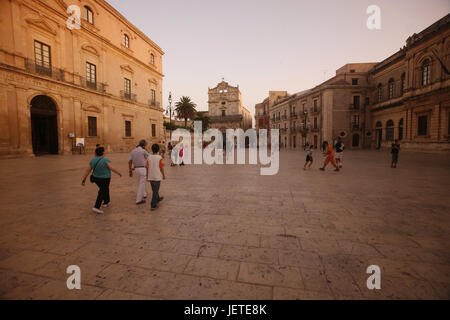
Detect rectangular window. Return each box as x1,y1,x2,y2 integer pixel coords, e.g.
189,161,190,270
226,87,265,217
418,115,428,136
150,53,155,65
353,96,360,109
124,78,131,97
84,6,94,24
152,124,156,137
34,40,51,73
86,62,96,88
125,120,132,137
352,78,358,85
314,117,318,129
352,115,360,129
401,76,406,94
151,89,156,105
88,116,97,137
313,100,318,112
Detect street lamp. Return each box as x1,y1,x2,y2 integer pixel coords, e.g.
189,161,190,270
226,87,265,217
167,92,172,124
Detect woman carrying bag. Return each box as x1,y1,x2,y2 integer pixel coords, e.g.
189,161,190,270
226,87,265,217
81,147,122,214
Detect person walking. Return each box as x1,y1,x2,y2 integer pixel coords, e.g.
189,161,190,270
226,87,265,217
129,140,150,205
168,142,175,166
335,137,344,168
82,147,122,214
147,143,166,211
319,141,339,172
179,143,185,166
303,145,314,170
391,139,401,168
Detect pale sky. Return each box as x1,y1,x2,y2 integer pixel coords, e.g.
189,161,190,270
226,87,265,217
107,0,449,123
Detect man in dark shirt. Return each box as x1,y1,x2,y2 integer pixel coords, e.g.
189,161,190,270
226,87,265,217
335,137,344,168
391,139,400,168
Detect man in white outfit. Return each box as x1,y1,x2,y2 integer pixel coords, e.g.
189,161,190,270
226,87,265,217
129,139,149,205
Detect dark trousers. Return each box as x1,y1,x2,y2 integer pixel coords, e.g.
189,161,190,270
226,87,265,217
94,177,111,209
150,180,161,208
392,153,399,164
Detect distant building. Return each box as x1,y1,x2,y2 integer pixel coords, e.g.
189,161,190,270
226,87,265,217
0,0,164,158
255,91,288,143
207,80,252,135
270,63,376,150
262,14,450,152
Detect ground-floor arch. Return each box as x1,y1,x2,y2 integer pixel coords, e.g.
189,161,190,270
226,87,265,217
30,95,58,155
352,133,360,147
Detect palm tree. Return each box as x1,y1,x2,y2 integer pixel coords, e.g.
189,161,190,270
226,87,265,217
194,111,210,131
174,96,197,127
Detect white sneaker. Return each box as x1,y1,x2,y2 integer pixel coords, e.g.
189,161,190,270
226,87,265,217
103,204,109,208
92,208,104,214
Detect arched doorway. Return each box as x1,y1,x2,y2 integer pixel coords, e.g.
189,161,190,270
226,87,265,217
352,134,360,147
30,95,58,155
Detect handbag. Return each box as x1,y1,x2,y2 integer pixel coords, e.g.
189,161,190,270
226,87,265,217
90,157,103,183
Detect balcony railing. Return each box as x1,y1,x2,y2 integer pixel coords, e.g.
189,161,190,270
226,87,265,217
25,58,65,81
24,58,107,93
351,124,360,130
281,115,287,120
298,125,309,134
209,114,243,123
280,128,288,133
290,127,297,133
350,104,361,110
149,100,161,108
120,90,137,102
79,77,106,92
290,113,298,119
311,127,320,132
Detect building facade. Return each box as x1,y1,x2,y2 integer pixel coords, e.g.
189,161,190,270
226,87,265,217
270,63,376,150
207,80,252,133
0,0,165,158
254,91,288,142
265,14,450,152
369,14,450,151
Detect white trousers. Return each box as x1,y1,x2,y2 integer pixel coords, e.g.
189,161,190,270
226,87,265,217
135,168,147,203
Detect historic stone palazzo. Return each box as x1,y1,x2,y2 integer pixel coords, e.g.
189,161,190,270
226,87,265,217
262,13,449,152
207,80,252,134
269,63,376,150
0,0,164,158
255,91,288,144
370,14,450,151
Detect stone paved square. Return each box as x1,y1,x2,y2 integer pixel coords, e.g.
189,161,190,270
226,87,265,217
0,149,449,299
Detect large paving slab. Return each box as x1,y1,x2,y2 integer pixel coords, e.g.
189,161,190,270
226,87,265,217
0,149,449,299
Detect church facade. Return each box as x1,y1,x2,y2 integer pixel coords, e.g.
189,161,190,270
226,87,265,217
207,80,252,133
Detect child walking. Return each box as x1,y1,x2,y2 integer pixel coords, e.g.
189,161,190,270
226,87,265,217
303,146,314,170
147,143,166,211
